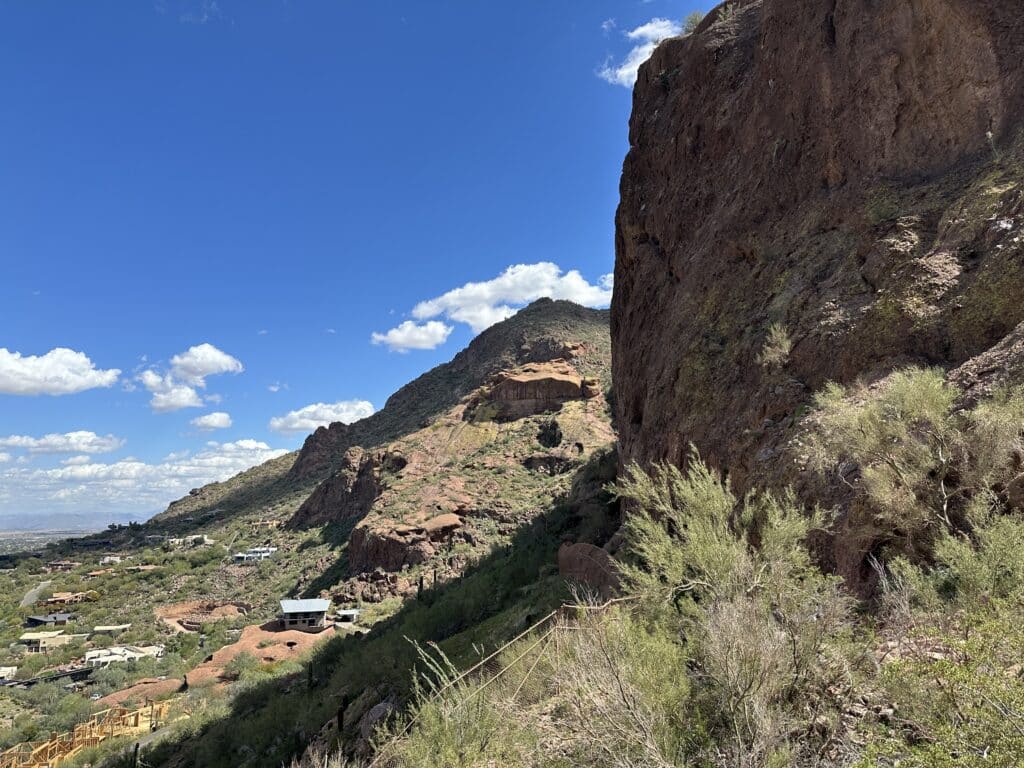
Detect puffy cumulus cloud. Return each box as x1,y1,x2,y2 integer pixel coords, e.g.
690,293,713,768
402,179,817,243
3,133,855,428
170,343,243,387
0,439,287,518
61,455,92,466
139,371,204,413
0,452,9,464
269,400,375,434
138,343,242,413
190,412,232,431
0,431,124,455
371,263,613,348
598,17,681,88
371,320,454,353
0,347,121,396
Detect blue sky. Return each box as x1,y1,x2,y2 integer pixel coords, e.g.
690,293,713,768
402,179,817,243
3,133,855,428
0,0,704,527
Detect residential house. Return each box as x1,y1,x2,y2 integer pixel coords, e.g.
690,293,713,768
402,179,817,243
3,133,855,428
232,546,278,564
335,609,361,624
99,554,129,565
45,560,81,573
167,534,214,548
43,591,95,608
278,599,330,631
91,624,131,637
124,564,160,573
24,613,75,628
19,631,74,654
84,644,165,668
85,568,114,579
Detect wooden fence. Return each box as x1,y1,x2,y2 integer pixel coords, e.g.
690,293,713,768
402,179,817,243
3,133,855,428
0,701,170,768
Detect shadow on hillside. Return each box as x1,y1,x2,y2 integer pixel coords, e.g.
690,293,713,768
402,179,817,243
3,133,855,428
293,518,363,599
127,449,620,768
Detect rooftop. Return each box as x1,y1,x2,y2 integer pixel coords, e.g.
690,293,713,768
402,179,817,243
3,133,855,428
280,599,330,614
20,630,66,641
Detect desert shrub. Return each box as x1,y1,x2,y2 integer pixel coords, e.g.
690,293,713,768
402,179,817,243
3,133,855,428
614,456,864,767
552,607,693,767
860,607,1024,768
223,651,260,680
757,323,792,368
383,642,537,767
682,11,705,35
807,370,1024,554
289,748,361,768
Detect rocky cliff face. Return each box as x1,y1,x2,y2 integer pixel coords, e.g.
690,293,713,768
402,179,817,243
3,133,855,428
612,0,1024,584
288,447,380,529
614,0,1024,479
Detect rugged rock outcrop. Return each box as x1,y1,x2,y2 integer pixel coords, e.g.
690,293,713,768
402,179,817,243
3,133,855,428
612,0,1024,588
467,359,601,421
289,299,611,480
288,448,380,529
288,448,380,532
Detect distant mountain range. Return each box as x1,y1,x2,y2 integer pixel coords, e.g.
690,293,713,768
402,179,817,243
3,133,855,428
0,510,151,533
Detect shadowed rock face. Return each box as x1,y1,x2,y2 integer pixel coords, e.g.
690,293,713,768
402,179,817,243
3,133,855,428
612,0,1024,589
614,0,1024,477
289,448,380,529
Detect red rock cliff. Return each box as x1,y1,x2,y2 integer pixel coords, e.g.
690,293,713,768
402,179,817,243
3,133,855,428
613,0,1024,493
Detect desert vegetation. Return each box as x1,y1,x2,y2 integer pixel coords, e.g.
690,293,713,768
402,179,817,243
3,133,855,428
318,369,1024,767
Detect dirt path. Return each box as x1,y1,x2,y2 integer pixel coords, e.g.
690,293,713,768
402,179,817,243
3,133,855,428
20,580,51,608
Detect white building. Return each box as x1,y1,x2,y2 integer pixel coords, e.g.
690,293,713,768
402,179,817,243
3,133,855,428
19,630,74,654
84,644,165,668
91,624,132,637
233,546,278,564
0,666,17,681
279,599,330,631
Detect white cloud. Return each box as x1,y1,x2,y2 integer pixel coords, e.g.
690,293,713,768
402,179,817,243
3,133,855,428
0,453,9,464
170,343,243,386
269,400,375,434
0,431,124,455
370,263,612,350
191,412,232,431
61,455,92,466
598,17,681,88
371,320,454,353
138,343,242,413
0,439,287,518
268,382,287,393
180,0,221,24
376,262,613,346
139,370,204,413
0,348,121,396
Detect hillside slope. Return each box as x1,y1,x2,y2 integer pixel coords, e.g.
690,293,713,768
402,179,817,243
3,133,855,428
154,299,610,524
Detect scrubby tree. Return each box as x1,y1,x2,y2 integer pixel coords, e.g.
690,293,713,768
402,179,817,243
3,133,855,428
806,368,1024,551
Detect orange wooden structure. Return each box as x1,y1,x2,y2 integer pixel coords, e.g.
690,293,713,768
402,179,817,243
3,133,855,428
0,701,170,768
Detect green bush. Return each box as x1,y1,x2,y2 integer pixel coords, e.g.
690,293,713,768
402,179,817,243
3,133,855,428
807,369,1024,555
